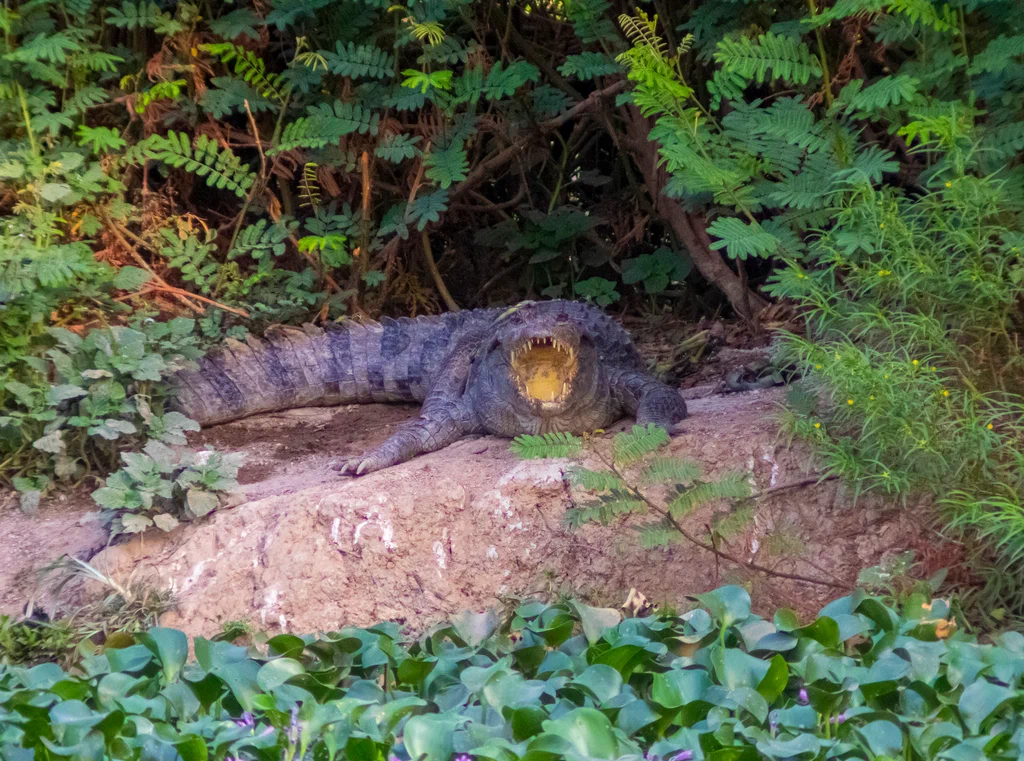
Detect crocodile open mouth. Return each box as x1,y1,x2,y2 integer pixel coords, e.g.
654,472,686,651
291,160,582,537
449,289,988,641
510,336,578,404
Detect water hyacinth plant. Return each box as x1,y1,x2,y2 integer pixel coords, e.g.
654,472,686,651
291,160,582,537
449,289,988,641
1,585,1021,761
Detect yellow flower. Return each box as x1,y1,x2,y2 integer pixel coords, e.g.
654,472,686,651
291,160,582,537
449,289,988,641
987,423,994,430
945,181,952,188
883,374,889,379
882,471,890,479
912,359,919,366
847,399,854,405
814,422,821,429
879,223,886,229
943,390,949,397
815,364,822,370
878,269,891,277
869,395,875,401
931,366,937,372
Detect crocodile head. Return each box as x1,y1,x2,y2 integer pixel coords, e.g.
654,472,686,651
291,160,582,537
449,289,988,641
469,301,617,434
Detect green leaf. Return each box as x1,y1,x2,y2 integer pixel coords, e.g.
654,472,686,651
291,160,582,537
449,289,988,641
958,680,1014,734
571,602,621,644
855,720,904,758
402,713,462,761
542,708,619,760
707,217,780,260
695,585,751,628
40,183,73,202
652,668,712,709
257,658,305,691
756,654,789,703
186,489,220,517
138,628,188,684
112,266,152,291
571,665,623,704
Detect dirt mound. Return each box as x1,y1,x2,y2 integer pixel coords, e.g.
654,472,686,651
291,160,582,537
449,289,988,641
66,385,921,639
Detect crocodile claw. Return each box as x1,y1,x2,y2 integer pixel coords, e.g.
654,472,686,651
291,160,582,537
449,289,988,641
332,453,389,477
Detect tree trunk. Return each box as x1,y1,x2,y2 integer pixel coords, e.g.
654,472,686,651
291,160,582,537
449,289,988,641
623,108,768,321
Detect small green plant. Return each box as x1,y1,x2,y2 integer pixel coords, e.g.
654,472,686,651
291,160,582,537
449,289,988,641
91,441,243,535
214,618,254,643
1,318,203,507
0,616,76,666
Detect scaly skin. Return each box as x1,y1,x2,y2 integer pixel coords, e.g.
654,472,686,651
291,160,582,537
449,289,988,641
171,300,688,475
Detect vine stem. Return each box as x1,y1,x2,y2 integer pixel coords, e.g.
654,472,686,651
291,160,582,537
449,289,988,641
807,0,834,106
589,448,848,589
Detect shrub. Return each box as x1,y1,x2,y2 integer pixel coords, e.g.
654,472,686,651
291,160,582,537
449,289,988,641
767,176,1024,616
0,585,1020,761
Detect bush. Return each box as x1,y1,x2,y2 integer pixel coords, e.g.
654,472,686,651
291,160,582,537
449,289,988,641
1,585,1021,761
767,176,1024,615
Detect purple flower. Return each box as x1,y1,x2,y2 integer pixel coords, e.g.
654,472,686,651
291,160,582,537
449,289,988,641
670,752,694,761
769,712,779,732
453,755,473,761
234,712,254,729
829,712,848,726
797,688,809,705
288,706,300,744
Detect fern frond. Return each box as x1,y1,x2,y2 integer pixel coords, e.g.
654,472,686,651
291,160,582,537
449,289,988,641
982,122,1024,160
637,519,680,549
640,457,703,485
711,505,754,541
423,141,468,188
618,11,668,60
141,132,256,198
707,217,780,260
200,43,290,102
483,61,540,100
324,41,394,80
558,52,624,80
566,490,647,528
228,219,290,262
270,101,380,154
613,424,670,467
408,21,445,47
105,1,169,30
835,145,899,184
563,0,618,46
511,432,583,459
845,74,920,113
968,33,1024,75
569,467,625,491
298,163,320,209
375,133,422,163
62,85,109,115
668,472,752,519
714,32,822,86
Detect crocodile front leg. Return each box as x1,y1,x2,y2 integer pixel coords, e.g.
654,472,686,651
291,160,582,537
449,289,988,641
611,371,688,431
332,335,483,476
333,402,478,475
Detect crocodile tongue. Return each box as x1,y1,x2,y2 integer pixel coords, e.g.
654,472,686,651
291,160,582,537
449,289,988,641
510,337,578,405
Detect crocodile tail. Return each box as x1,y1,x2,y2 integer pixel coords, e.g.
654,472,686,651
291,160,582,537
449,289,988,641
170,316,453,426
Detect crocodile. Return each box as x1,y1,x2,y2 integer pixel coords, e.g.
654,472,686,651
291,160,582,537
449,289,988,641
171,299,688,475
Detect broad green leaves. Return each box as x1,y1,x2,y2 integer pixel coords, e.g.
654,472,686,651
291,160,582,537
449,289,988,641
3,587,1017,761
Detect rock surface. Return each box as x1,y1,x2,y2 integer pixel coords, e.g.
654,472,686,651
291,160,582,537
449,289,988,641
74,385,920,639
